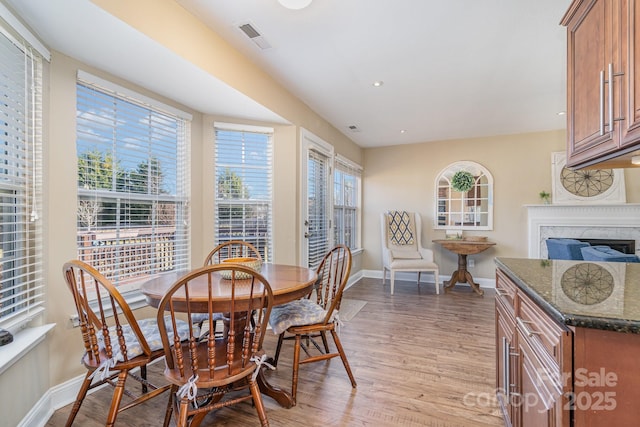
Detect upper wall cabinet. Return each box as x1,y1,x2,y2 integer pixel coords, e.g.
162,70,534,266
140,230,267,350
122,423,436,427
562,0,640,169
434,161,493,231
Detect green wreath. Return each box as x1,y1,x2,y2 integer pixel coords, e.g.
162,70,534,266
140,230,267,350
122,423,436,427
451,170,474,192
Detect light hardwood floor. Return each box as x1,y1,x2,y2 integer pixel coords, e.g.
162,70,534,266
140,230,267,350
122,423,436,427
46,278,504,427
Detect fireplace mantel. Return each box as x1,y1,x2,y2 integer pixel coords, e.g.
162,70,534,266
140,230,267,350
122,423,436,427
525,204,640,258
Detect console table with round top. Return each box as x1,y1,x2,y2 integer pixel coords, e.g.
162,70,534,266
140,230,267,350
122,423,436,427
432,239,496,296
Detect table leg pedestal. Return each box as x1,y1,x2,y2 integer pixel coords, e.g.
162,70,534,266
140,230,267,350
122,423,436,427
443,254,484,296
256,358,295,408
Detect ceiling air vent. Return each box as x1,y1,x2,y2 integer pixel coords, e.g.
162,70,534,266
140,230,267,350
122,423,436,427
347,125,361,132
238,22,272,50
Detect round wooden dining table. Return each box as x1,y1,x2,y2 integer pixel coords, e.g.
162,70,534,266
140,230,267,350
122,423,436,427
140,263,318,409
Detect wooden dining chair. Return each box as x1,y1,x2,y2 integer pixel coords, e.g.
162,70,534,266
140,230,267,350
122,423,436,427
62,260,189,427
197,240,264,338
157,264,274,427
203,240,263,265
269,245,357,405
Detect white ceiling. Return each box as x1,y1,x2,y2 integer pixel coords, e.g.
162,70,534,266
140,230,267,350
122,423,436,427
7,0,572,148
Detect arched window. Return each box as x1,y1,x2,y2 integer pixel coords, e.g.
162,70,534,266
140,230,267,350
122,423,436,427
434,161,493,230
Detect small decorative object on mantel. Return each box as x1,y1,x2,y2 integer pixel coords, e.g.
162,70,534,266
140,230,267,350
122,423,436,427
539,191,551,204
451,170,475,192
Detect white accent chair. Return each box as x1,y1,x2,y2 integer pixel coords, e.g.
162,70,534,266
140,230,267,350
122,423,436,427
381,211,440,295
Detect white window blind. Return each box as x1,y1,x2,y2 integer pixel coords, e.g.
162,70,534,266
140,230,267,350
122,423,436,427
76,74,190,294
334,156,361,251
0,20,44,330
307,148,331,269
214,123,273,262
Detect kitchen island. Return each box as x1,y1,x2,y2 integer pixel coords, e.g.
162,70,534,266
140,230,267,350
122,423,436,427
495,257,640,427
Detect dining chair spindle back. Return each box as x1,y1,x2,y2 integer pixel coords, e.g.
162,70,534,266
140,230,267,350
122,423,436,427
62,260,176,427
156,264,274,427
203,240,263,265
269,244,357,404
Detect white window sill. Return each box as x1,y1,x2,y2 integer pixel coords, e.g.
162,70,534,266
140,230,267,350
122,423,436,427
0,323,56,376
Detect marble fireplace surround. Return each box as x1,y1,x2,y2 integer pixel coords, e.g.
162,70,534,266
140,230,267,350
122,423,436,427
526,204,640,259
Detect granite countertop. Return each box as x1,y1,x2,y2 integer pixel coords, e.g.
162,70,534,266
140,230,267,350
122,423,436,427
495,257,640,334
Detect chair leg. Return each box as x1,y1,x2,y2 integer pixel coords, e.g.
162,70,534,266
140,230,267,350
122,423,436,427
250,378,270,426
162,385,177,427
140,364,148,393
417,271,422,285
65,372,93,427
434,270,440,294
273,332,285,366
105,370,129,427
291,334,302,405
319,331,330,353
330,329,357,388
390,271,395,295
176,397,190,427
382,267,387,285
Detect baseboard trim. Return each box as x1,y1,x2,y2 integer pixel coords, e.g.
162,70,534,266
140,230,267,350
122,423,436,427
361,269,496,289
345,269,364,290
20,362,159,427
18,373,82,427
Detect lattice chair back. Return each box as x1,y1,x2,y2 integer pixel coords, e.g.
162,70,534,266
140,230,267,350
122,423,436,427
156,264,274,427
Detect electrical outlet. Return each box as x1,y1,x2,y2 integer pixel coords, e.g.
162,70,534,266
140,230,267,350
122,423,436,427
70,314,80,328
468,259,475,268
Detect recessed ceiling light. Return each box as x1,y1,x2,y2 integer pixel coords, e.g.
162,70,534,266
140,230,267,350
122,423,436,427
400,129,406,134
557,111,566,116
278,0,313,10
372,81,384,87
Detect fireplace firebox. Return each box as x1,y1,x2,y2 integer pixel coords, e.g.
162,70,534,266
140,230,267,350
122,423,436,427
526,204,640,259
567,238,636,254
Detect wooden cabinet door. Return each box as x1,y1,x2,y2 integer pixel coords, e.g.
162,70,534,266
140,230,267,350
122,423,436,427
565,0,620,167
620,0,640,146
516,331,565,427
496,299,517,427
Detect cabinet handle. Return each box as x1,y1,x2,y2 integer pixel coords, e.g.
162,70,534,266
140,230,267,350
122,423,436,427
496,289,507,297
600,69,605,135
502,337,510,397
517,317,541,337
608,63,614,132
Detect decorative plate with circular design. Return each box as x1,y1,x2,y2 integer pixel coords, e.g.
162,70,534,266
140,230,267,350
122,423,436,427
561,263,614,305
551,152,626,203
560,167,614,197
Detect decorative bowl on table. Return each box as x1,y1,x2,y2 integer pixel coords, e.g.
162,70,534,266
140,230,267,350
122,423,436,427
220,257,262,280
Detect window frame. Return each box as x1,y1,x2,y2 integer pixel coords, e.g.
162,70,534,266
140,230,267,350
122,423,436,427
0,15,47,333
213,122,274,262
334,154,362,252
75,71,191,298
